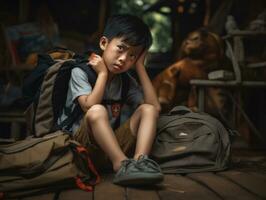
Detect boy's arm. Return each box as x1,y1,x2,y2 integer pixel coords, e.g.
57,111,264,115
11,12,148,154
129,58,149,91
135,50,161,112
77,54,108,112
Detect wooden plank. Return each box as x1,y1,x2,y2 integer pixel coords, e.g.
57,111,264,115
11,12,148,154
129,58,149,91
188,172,258,200
247,171,266,181
158,174,221,200
218,170,266,199
94,174,125,200
126,186,160,200
22,193,55,200
58,189,93,200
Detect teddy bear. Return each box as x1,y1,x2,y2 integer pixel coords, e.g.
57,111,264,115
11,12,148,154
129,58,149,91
152,28,224,113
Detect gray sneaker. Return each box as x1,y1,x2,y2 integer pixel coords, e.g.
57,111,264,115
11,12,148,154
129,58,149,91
113,156,163,186
136,155,163,175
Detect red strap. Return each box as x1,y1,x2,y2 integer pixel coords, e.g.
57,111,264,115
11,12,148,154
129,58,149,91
76,146,101,184
76,146,86,153
87,155,101,184
75,177,93,192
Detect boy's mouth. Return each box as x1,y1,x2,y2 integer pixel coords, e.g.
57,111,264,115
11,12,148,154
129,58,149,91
113,64,122,70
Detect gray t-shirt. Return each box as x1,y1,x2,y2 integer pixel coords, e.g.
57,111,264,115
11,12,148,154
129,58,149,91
58,67,143,133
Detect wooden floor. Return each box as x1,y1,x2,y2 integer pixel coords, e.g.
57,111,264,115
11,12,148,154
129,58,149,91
12,150,266,200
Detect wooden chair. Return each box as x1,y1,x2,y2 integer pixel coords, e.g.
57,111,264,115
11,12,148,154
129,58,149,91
190,30,266,143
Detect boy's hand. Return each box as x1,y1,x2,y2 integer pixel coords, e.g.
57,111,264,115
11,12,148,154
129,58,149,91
135,50,148,70
88,53,108,75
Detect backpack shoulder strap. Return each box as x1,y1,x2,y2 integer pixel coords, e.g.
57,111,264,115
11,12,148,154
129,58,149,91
75,63,97,87
59,68,130,131
56,63,97,131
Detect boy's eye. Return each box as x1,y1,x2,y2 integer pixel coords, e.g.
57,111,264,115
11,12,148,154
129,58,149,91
117,45,124,51
130,54,137,60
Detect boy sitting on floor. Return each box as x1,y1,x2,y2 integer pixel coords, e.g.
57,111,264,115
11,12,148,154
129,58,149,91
58,14,163,186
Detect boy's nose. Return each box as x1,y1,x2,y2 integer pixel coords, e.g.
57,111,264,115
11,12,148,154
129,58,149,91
118,53,127,63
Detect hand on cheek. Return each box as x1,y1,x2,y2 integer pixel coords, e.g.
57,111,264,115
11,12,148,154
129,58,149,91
87,53,108,75
136,50,147,69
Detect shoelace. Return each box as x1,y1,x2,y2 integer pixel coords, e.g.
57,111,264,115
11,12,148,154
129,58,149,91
121,159,135,166
136,155,162,172
119,159,136,173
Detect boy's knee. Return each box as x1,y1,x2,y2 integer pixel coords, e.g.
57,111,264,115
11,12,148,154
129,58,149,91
85,104,108,123
137,104,159,118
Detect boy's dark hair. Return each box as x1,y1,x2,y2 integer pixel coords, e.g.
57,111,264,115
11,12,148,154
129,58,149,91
103,14,152,50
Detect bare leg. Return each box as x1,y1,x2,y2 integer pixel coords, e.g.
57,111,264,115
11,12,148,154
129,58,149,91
129,104,159,160
85,104,127,171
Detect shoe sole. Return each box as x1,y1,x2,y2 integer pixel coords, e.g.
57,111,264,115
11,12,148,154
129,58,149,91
113,173,164,186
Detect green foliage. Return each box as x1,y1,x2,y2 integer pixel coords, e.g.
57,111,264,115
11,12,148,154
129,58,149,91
110,0,172,52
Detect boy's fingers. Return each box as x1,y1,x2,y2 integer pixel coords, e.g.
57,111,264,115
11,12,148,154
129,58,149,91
88,60,96,66
89,52,96,59
89,53,101,62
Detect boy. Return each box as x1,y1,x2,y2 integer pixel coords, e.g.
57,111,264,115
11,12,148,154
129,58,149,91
58,14,163,186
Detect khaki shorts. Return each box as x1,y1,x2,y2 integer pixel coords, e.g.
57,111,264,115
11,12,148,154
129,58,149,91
73,117,136,171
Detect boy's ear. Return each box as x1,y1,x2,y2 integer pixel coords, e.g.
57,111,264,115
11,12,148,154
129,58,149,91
99,36,108,51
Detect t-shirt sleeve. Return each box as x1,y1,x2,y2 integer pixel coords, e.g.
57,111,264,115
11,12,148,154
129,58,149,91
69,67,92,103
126,74,144,107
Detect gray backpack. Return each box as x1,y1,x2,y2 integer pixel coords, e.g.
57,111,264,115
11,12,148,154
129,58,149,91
151,106,232,174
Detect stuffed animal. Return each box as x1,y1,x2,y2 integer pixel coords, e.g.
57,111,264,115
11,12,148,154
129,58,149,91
152,28,224,112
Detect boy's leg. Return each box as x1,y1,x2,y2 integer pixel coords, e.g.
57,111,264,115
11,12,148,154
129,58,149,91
84,104,127,171
112,103,163,186
129,104,159,159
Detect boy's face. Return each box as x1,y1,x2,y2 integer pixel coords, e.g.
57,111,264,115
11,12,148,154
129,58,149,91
100,36,143,74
